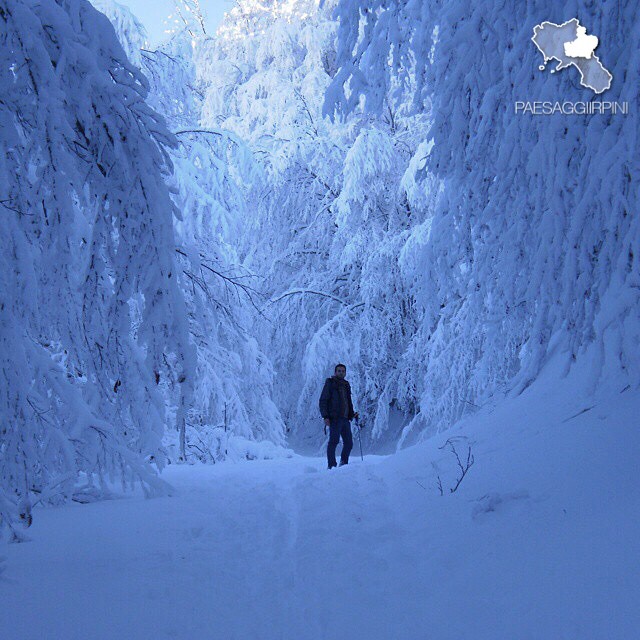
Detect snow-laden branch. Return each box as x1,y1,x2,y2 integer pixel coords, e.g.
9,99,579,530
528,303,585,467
266,289,376,314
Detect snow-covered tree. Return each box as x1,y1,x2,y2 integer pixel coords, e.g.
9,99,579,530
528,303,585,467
326,0,640,444
96,1,288,461
194,0,639,451
90,0,149,63
0,0,193,537
195,0,434,450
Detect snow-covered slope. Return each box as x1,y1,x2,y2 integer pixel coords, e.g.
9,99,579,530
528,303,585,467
2,352,637,639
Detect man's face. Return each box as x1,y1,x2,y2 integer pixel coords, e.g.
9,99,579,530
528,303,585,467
335,366,346,379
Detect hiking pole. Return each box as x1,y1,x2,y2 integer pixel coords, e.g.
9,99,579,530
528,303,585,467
354,414,364,461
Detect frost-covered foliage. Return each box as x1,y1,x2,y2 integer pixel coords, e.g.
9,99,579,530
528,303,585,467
195,0,639,451
197,0,434,450
98,1,287,462
327,0,640,444
168,126,287,461
0,0,193,537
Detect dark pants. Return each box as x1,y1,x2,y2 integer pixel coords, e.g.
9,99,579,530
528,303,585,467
327,417,353,468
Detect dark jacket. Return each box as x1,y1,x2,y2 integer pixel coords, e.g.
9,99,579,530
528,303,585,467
319,376,355,420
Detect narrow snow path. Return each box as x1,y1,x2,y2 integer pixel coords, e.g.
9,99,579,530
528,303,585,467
2,361,639,639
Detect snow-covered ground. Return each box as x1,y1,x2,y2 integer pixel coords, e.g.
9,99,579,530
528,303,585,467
2,355,638,640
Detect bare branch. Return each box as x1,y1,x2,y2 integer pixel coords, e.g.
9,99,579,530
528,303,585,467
176,248,268,320
267,289,382,314
175,128,223,137
438,438,475,494
268,288,350,306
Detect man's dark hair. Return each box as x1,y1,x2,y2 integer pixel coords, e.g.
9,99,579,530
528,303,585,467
335,363,347,372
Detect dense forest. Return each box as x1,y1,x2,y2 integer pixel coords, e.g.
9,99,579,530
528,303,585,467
1,0,638,540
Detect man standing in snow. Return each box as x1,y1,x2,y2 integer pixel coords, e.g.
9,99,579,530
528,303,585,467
319,364,358,469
